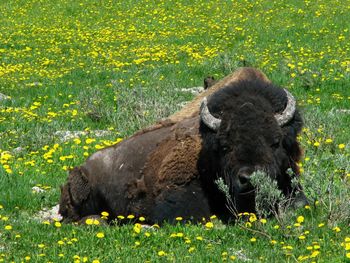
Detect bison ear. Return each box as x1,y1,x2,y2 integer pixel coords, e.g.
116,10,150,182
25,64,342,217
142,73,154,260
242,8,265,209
68,167,91,206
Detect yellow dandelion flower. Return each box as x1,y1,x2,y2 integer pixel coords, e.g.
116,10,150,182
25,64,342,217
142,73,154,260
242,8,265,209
85,218,93,225
249,213,257,222
127,214,135,219
117,215,125,220
250,237,257,242
101,211,109,217
175,217,183,221
205,222,214,229
25,256,31,261
188,247,195,253
345,243,350,251
318,223,325,228
325,138,333,144
270,240,277,245
313,245,321,250
230,255,236,260
196,236,203,241
145,232,151,237
4,225,12,230
133,223,142,234
299,235,306,240
96,232,105,238
313,141,320,147
245,222,252,228
338,144,345,149
283,245,293,250
310,250,320,258
333,226,341,232
297,255,310,261
273,225,280,229
176,232,184,237
85,138,96,144
139,216,145,222
185,238,191,244
210,215,217,219
346,252,350,259
57,240,64,245
260,218,267,224
158,251,166,256
43,220,51,225
296,215,304,223
38,244,45,248
54,221,62,228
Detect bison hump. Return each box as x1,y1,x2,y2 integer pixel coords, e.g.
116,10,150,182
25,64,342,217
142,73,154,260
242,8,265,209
143,135,202,195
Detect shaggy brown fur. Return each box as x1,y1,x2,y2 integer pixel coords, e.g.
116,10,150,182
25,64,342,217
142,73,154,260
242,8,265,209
145,134,202,195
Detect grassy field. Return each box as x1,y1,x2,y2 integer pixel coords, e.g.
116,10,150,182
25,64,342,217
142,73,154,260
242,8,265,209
0,0,349,262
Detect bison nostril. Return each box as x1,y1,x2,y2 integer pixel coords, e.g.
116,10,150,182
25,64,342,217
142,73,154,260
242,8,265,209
238,173,250,186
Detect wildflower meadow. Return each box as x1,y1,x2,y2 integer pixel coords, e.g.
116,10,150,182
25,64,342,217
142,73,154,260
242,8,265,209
0,0,349,262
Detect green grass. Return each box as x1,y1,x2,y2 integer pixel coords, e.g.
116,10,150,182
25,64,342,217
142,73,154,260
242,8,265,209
0,0,349,262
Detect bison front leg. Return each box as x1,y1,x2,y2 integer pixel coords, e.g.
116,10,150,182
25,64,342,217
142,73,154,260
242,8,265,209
150,180,212,224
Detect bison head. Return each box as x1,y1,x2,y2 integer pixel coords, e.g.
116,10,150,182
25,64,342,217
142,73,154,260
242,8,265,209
198,80,307,215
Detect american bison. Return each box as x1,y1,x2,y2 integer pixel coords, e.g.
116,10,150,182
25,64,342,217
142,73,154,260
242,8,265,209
59,68,308,224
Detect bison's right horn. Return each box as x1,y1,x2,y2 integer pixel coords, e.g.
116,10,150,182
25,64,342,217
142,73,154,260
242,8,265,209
200,97,221,131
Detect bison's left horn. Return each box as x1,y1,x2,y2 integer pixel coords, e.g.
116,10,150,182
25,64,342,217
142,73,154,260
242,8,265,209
200,97,221,131
274,89,296,126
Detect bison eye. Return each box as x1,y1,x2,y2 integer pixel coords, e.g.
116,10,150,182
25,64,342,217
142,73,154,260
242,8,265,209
270,138,281,149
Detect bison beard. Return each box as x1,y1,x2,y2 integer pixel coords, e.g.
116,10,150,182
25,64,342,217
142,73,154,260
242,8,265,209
59,68,308,224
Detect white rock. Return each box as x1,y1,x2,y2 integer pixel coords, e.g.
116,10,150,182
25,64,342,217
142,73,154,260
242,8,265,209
54,130,113,142
180,86,205,96
12,147,24,154
36,204,63,222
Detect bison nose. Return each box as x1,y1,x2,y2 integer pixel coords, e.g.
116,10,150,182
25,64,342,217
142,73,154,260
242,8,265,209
237,167,253,191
